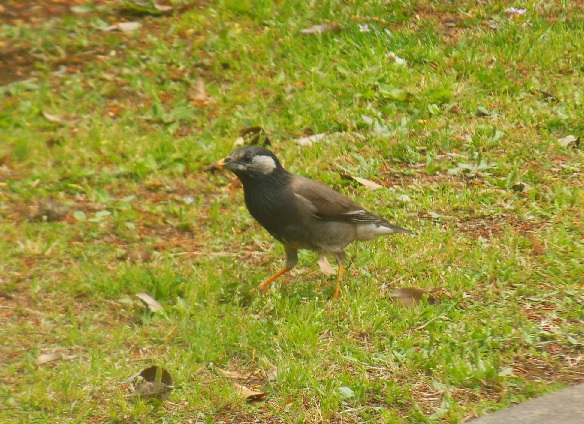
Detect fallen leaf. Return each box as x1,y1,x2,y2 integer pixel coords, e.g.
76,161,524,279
154,3,174,13
341,174,383,190
557,135,580,148
239,127,271,146
339,386,354,399
389,287,436,307
265,365,278,382
233,383,267,401
498,367,514,377
535,90,559,102
353,176,383,190
188,78,210,106
104,22,142,33
70,4,94,14
136,292,163,312
259,357,278,382
487,20,500,30
294,133,328,147
511,181,532,192
36,352,76,365
218,368,250,379
476,106,491,117
42,110,65,124
139,366,173,385
122,249,153,262
133,381,172,401
300,23,340,35
317,255,335,276
127,366,174,402
36,352,62,365
31,198,68,222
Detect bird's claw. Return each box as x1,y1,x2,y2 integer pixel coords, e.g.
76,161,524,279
256,283,270,292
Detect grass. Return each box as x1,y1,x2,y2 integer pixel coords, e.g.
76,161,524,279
1,0,583,422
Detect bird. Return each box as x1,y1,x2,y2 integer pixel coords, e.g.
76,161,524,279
211,146,412,299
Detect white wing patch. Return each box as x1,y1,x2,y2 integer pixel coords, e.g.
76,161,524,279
251,155,277,174
356,223,400,240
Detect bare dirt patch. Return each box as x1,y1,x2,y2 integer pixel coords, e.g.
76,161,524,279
0,42,109,86
0,0,114,86
0,1,117,25
512,355,584,385
0,0,205,86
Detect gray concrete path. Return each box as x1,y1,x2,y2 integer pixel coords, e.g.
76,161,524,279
470,383,584,423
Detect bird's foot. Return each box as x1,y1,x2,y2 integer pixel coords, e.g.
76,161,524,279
256,282,270,292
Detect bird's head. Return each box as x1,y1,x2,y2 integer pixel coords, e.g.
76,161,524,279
213,146,284,179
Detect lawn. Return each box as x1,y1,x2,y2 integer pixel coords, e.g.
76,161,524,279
1,0,582,422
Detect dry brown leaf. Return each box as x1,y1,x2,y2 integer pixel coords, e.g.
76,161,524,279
218,368,250,379
123,249,153,262
389,287,436,308
132,381,172,401
32,198,68,222
239,127,271,146
154,3,173,12
351,176,383,190
117,22,142,33
535,89,559,102
294,133,328,147
233,383,267,401
42,110,65,124
511,181,532,193
341,174,383,190
301,23,340,35
265,366,278,382
36,352,62,365
317,255,335,276
127,366,174,402
136,292,163,312
557,135,580,148
188,78,211,106
36,352,76,365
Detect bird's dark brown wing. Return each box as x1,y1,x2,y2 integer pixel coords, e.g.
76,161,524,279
291,175,384,224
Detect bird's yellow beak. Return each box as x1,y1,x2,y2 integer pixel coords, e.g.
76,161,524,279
205,157,229,172
215,157,228,170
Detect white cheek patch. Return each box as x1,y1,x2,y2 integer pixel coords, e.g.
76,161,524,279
251,155,277,174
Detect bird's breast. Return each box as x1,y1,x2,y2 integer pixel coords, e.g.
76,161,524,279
243,183,301,241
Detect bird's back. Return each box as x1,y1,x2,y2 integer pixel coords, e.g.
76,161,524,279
242,172,409,253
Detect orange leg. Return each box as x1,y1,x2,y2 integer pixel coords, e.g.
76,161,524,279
257,267,292,292
333,263,344,300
